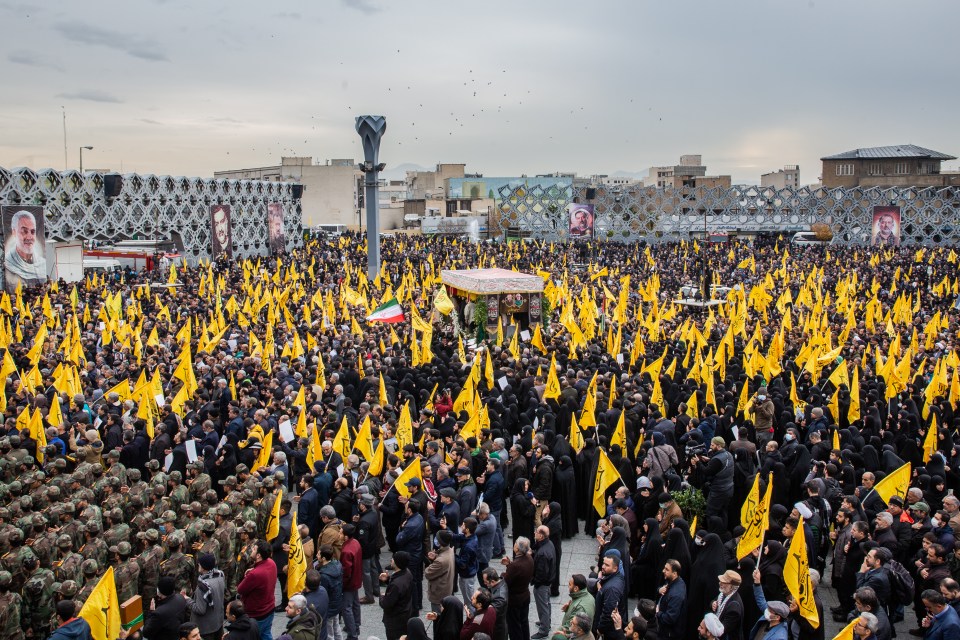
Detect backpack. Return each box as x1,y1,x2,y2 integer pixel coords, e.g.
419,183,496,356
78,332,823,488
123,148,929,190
884,559,915,604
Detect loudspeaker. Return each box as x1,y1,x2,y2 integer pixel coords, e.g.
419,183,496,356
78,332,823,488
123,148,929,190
104,174,122,198
586,187,596,199
292,184,304,199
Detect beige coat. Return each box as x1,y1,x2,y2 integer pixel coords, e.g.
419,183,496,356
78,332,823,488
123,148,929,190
423,545,455,605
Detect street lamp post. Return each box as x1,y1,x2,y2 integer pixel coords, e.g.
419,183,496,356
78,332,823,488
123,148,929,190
79,146,93,173
355,115,386,281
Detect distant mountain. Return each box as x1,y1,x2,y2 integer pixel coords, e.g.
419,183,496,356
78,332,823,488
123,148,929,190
380,162,431,181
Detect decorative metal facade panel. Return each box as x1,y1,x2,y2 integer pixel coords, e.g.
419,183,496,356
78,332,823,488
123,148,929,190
495,184,960,245
0,166,303,260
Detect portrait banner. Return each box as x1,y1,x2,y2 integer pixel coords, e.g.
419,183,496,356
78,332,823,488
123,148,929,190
267,203,285,255
1,205,47,292
567,203,594,238
871,206,901,246
209,204,233,259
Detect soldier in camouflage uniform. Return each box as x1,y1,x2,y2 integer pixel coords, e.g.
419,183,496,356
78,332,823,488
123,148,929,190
47,580,78,631
0,570,23,640
231,521,258,598
237,489,259,530
111,542,140,604
64,474,94,508
102,508,130,547
53,502,84,550
135,529,164,605
220,475,243,511
126,468,150,510
75,560,100,606
257,478,279,536
90,464,108,502
104,449,128,485
212,504,237,597
180,500,204,536
129,495,154,533
45,459,70,491
25,474,47,511
102,476,126,513
167,471,189,513
79,521,109,570
145,459,168,489
14,496,34,537
159,530,196,594
52,535,83,585
186,461,212,501
20,556,55,638
1,530,36,594
25,515,55,568
192,520,221,567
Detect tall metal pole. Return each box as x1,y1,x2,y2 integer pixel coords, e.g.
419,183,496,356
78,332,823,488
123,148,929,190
355,115,386,281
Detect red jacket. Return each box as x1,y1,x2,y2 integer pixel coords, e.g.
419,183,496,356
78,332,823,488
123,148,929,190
237,558,278,618
340,538,363,591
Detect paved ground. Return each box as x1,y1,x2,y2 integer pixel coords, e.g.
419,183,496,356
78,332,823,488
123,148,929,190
268,523,919,639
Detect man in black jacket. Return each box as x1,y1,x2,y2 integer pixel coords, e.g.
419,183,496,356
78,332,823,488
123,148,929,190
356,493,382,603
532,525,556,639
143,576,188,640
655,559,686,640
594,551,628,639
532,445,554,526
379,551,413,640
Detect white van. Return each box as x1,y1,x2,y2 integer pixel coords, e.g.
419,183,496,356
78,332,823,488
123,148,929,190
314,224,347,236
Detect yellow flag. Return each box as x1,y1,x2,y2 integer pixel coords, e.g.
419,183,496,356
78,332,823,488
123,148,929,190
393,458,423,499
396,402,414,450
870,461,911,505
48,393,63,428
832,429,841,451
611,410,626,451
740,473,761,528
434,287,454,315
286,511,307,595
332,417,352,460
923,416,938,463
368,437,385,477
832,617,860,640
569,413,584,454
379,373,389,406
784,515,819,628
543,355,561,401
737,473,772,560
592,449,623,515
306,426,323,471
78,566,122,640
354,415,375,462
266,489,282,541
256,430,274,471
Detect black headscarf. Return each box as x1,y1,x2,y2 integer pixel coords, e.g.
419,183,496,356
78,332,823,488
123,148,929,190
406,617,429,640
434,596,464,640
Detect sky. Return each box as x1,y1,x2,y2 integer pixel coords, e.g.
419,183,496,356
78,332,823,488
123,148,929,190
2,0,959,185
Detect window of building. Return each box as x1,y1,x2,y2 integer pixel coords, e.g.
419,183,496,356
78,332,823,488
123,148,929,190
868,163,881,176
894,162,909,175
835,164,854,176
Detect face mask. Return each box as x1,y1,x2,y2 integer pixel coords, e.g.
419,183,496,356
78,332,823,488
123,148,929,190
757,395,766,401
764,610,772,621
695,538,705,546
158,525,166,533
784,434,794,442
659,504,668,510
933,518,941,528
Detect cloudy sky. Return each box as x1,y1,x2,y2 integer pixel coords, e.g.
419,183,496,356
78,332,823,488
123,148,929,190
2,0,958,185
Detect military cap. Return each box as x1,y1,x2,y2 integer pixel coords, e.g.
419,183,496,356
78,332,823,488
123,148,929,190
274,471,285,482
136,529,160,543
168,471,182,483
200,519,216,533
107,476,121,488
182,501,202,513
58,580,78,598
85,521,101,534
9,435,21,446
90,464,103,475
0,571,10,589
203,490,217,503
127,469,141,481
56,534,73,548
0,507,9,520
53,458,67,469
0,437,8,448
218,475,238,487
235,464,250,474
107,450,121,459
60,503,75,514
47,485,61,499
152,485,165,495
241,521,257,535
7,481,21,494
18,495,32,509
262,476,275,488
145,459,160,471
166,530,185,546
117,541,132,556
31,514,46,527
109,508,124,521
216,504,232,517
242,489,256,500
48,504,63,519
81,559,99,575
186,462,199,470
154,510,177,524
68,473,84,484
129,495,144,507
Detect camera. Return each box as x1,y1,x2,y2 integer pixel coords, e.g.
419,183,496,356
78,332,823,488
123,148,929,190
685,442,706,459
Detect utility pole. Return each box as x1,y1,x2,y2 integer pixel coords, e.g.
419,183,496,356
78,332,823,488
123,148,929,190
355,115,386,281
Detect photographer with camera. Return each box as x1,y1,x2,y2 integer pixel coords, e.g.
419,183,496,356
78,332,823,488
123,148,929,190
689,437,735,529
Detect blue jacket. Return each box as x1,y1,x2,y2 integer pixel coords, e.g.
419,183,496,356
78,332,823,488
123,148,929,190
298,486,321,539
475,514,497,564
395,512,426,560
318,560,343,616
303,585,330,640
453,532,480,578
655,577,687,640
49,618,93,640
925,605,960,640
483,470,506,515
750,585,791,640
594,571,626,638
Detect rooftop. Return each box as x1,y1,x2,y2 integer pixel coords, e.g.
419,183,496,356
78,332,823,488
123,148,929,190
821,145,956,161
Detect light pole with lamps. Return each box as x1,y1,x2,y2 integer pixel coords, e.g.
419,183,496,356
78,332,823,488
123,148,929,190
79,146,93,173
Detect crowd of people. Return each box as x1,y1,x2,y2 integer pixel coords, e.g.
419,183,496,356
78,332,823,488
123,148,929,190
1,232,960,640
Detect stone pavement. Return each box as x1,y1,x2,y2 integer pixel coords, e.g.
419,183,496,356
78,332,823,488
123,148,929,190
269,522,919,639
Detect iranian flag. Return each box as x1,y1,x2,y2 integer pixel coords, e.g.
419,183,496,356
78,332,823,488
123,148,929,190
366,298,405,324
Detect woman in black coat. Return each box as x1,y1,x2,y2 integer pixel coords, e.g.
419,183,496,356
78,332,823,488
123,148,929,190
633,517,664,599
380,552,414,640
544,501,564,597
554,455,579,539
510,478,536,543
662,522,692,584
686,533,726,637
